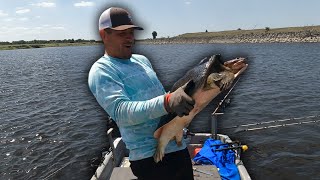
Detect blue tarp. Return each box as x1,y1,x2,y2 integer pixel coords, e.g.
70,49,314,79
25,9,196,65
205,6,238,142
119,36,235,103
193,138,240,180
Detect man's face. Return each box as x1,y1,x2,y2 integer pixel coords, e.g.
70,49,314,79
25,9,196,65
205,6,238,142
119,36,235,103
104,28,135,59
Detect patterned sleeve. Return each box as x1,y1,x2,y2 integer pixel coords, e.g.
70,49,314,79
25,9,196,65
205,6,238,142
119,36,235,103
88,63,167,127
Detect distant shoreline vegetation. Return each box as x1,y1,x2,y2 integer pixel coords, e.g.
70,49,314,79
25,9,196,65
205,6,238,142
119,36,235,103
1,25,320,50
0,39,102,50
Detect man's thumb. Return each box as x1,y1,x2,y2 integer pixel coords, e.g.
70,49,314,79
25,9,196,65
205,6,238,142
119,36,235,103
181,80,195,96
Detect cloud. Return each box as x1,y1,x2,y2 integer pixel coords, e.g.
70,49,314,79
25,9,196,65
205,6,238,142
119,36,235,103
19,17,29,21
74,1,95,7
12,27,30,31
0,10,9,17
4,18,15,22
52,26,65,30
31,2,56,8
0,25,65,35
37,25,66,30
0,25,67,41
16,9,31,14
185,1,191,5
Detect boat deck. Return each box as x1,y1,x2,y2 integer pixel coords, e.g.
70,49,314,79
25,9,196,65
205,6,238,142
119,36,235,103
104,133,234,180
109,163,221,180
92,131,250,180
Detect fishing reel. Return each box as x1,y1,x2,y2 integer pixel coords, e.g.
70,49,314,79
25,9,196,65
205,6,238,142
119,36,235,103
183,128,195,139
211,140,248,158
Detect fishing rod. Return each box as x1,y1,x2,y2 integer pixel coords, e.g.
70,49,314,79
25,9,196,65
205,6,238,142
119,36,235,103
211,75,243,139
212,75,241,115
214,145,249,152
219,115,320,133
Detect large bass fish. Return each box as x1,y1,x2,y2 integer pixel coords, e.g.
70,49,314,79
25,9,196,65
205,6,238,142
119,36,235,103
153,54,248,162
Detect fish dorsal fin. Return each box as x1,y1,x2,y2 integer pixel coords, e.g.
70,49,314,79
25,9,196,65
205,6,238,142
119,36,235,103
204,54,221,78
198,57,208,65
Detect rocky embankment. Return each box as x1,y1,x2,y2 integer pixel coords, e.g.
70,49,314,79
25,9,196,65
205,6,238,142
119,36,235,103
138,30,320,44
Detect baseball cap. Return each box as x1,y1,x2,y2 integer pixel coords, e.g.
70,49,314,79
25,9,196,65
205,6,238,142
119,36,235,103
99,7,143,31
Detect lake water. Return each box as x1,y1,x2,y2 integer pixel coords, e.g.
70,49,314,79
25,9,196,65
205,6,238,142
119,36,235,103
1,43,320,180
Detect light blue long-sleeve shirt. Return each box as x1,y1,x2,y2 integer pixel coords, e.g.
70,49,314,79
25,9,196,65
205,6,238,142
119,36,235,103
88,54,186,160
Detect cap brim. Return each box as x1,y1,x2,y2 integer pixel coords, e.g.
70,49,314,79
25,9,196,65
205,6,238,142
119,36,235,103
111,25,143,31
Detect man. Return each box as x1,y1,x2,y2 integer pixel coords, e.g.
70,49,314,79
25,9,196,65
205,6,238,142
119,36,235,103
88,7,195,180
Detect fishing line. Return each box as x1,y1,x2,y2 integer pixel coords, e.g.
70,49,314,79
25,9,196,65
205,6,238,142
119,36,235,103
42,160,90,180
209,71,320,133
219,115,320,133
43,162,71,180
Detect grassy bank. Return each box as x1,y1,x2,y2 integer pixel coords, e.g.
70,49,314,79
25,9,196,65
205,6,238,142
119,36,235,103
0,42,102,51
139,25,320,44
178,25,320,38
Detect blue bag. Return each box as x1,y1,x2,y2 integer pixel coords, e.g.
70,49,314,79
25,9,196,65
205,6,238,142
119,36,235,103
193,138,240,180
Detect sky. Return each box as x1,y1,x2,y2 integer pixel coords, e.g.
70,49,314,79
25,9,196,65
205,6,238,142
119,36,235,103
1,0,320,42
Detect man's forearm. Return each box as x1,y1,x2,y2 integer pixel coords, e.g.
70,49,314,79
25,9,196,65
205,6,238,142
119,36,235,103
113,95,167,127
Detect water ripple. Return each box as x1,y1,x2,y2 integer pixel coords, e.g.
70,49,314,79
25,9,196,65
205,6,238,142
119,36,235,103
1,44,320,179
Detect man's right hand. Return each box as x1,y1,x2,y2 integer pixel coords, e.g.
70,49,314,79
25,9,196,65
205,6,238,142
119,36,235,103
165,84,195,117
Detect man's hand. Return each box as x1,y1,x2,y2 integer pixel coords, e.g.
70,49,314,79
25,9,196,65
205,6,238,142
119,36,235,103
165,83,195,117
224,57,247,74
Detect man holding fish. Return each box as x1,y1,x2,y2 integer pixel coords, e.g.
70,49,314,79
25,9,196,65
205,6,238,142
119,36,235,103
88,6,246,180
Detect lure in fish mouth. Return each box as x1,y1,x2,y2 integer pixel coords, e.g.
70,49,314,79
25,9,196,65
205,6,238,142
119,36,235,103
153,54,248,163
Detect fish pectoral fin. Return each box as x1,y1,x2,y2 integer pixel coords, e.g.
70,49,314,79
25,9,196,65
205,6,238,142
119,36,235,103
206,73,223,90
219,71,236,90
208,73,223,81
175,130,184,146
154,126,164,139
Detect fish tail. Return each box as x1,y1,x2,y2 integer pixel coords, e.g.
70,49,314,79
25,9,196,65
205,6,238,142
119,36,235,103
153,144,165,163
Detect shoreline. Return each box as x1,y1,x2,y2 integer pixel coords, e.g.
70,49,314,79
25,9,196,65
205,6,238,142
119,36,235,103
2,26,320,50
0,42,101,51
139,26,320,44
137,36,320,45
138,32,320,44
1,35,319,51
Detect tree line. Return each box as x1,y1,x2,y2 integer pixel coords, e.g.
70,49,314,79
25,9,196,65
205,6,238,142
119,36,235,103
0,39,101,45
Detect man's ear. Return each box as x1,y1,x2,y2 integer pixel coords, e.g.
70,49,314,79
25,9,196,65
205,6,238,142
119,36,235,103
99,29,106,42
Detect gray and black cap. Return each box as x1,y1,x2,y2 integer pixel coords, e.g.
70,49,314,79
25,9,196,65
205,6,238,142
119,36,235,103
99,7,143,31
